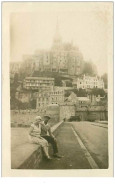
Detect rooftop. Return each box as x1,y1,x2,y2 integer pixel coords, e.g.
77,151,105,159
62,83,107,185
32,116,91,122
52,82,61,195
77,97,90,101
25,77,54,80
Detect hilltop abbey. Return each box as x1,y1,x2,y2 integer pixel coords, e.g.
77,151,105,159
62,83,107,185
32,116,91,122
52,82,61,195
11,21,84,76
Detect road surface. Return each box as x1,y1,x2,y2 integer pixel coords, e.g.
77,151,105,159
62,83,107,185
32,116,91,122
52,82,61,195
72,121,108,168
39,122,108,169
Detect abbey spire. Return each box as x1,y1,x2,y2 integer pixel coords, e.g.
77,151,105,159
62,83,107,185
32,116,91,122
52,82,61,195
52,18,62,50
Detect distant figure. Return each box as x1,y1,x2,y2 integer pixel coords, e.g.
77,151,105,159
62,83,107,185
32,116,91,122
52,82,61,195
41,115,63,158
63,118,66,122
29,116,51,160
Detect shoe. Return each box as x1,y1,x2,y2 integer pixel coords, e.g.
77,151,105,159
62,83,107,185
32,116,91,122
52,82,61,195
53,154,64,158
45,156,52,160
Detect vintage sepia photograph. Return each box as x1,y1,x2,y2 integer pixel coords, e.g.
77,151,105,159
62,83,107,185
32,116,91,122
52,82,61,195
2,2,113,177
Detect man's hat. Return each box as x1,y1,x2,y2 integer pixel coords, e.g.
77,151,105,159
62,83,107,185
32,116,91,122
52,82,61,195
44,115,51,119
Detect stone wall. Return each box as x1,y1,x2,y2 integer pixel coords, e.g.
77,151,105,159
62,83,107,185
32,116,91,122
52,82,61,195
19,146,43,169
59,104,108,121
45,104,60,123
59,105,76,120
76,111,108,121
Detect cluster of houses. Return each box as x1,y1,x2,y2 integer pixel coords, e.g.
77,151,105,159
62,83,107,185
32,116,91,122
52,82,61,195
14,74,107,111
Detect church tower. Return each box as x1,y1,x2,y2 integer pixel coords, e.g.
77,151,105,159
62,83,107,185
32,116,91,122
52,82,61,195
52,18,62,50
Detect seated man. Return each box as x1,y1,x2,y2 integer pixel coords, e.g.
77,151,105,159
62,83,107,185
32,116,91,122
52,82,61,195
41,115,63,158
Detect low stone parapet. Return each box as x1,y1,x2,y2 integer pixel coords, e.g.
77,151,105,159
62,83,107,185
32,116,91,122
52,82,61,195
11,143,41,169
11,121,63,169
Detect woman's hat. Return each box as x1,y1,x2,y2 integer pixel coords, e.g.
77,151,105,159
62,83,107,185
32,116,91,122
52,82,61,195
35,116,42,121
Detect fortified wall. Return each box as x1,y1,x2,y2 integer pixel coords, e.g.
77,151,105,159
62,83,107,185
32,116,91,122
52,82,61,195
59,104,108,121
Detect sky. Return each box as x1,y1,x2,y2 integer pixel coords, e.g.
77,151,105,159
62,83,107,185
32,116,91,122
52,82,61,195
10,2,112,76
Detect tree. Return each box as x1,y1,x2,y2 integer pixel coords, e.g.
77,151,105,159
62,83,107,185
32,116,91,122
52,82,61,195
72,88,87,97
82,61,97,76
91,88,106,97
66,81,72,87
65,88,87,97
10,73,20,100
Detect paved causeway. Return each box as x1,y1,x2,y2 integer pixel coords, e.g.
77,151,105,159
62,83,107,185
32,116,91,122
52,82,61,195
39,122,108,169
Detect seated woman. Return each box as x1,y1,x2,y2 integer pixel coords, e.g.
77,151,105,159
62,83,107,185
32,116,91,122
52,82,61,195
29,116,51,160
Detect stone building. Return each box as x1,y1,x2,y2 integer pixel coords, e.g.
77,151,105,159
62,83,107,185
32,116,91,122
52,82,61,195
36,91,50,110
36,86,64,109
36,26,84,75
23,77,54,90
18,21,84,76
66,92,90,107
50,87,65,105
67,92,78,105
72,74,104,89
77,97,91,107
